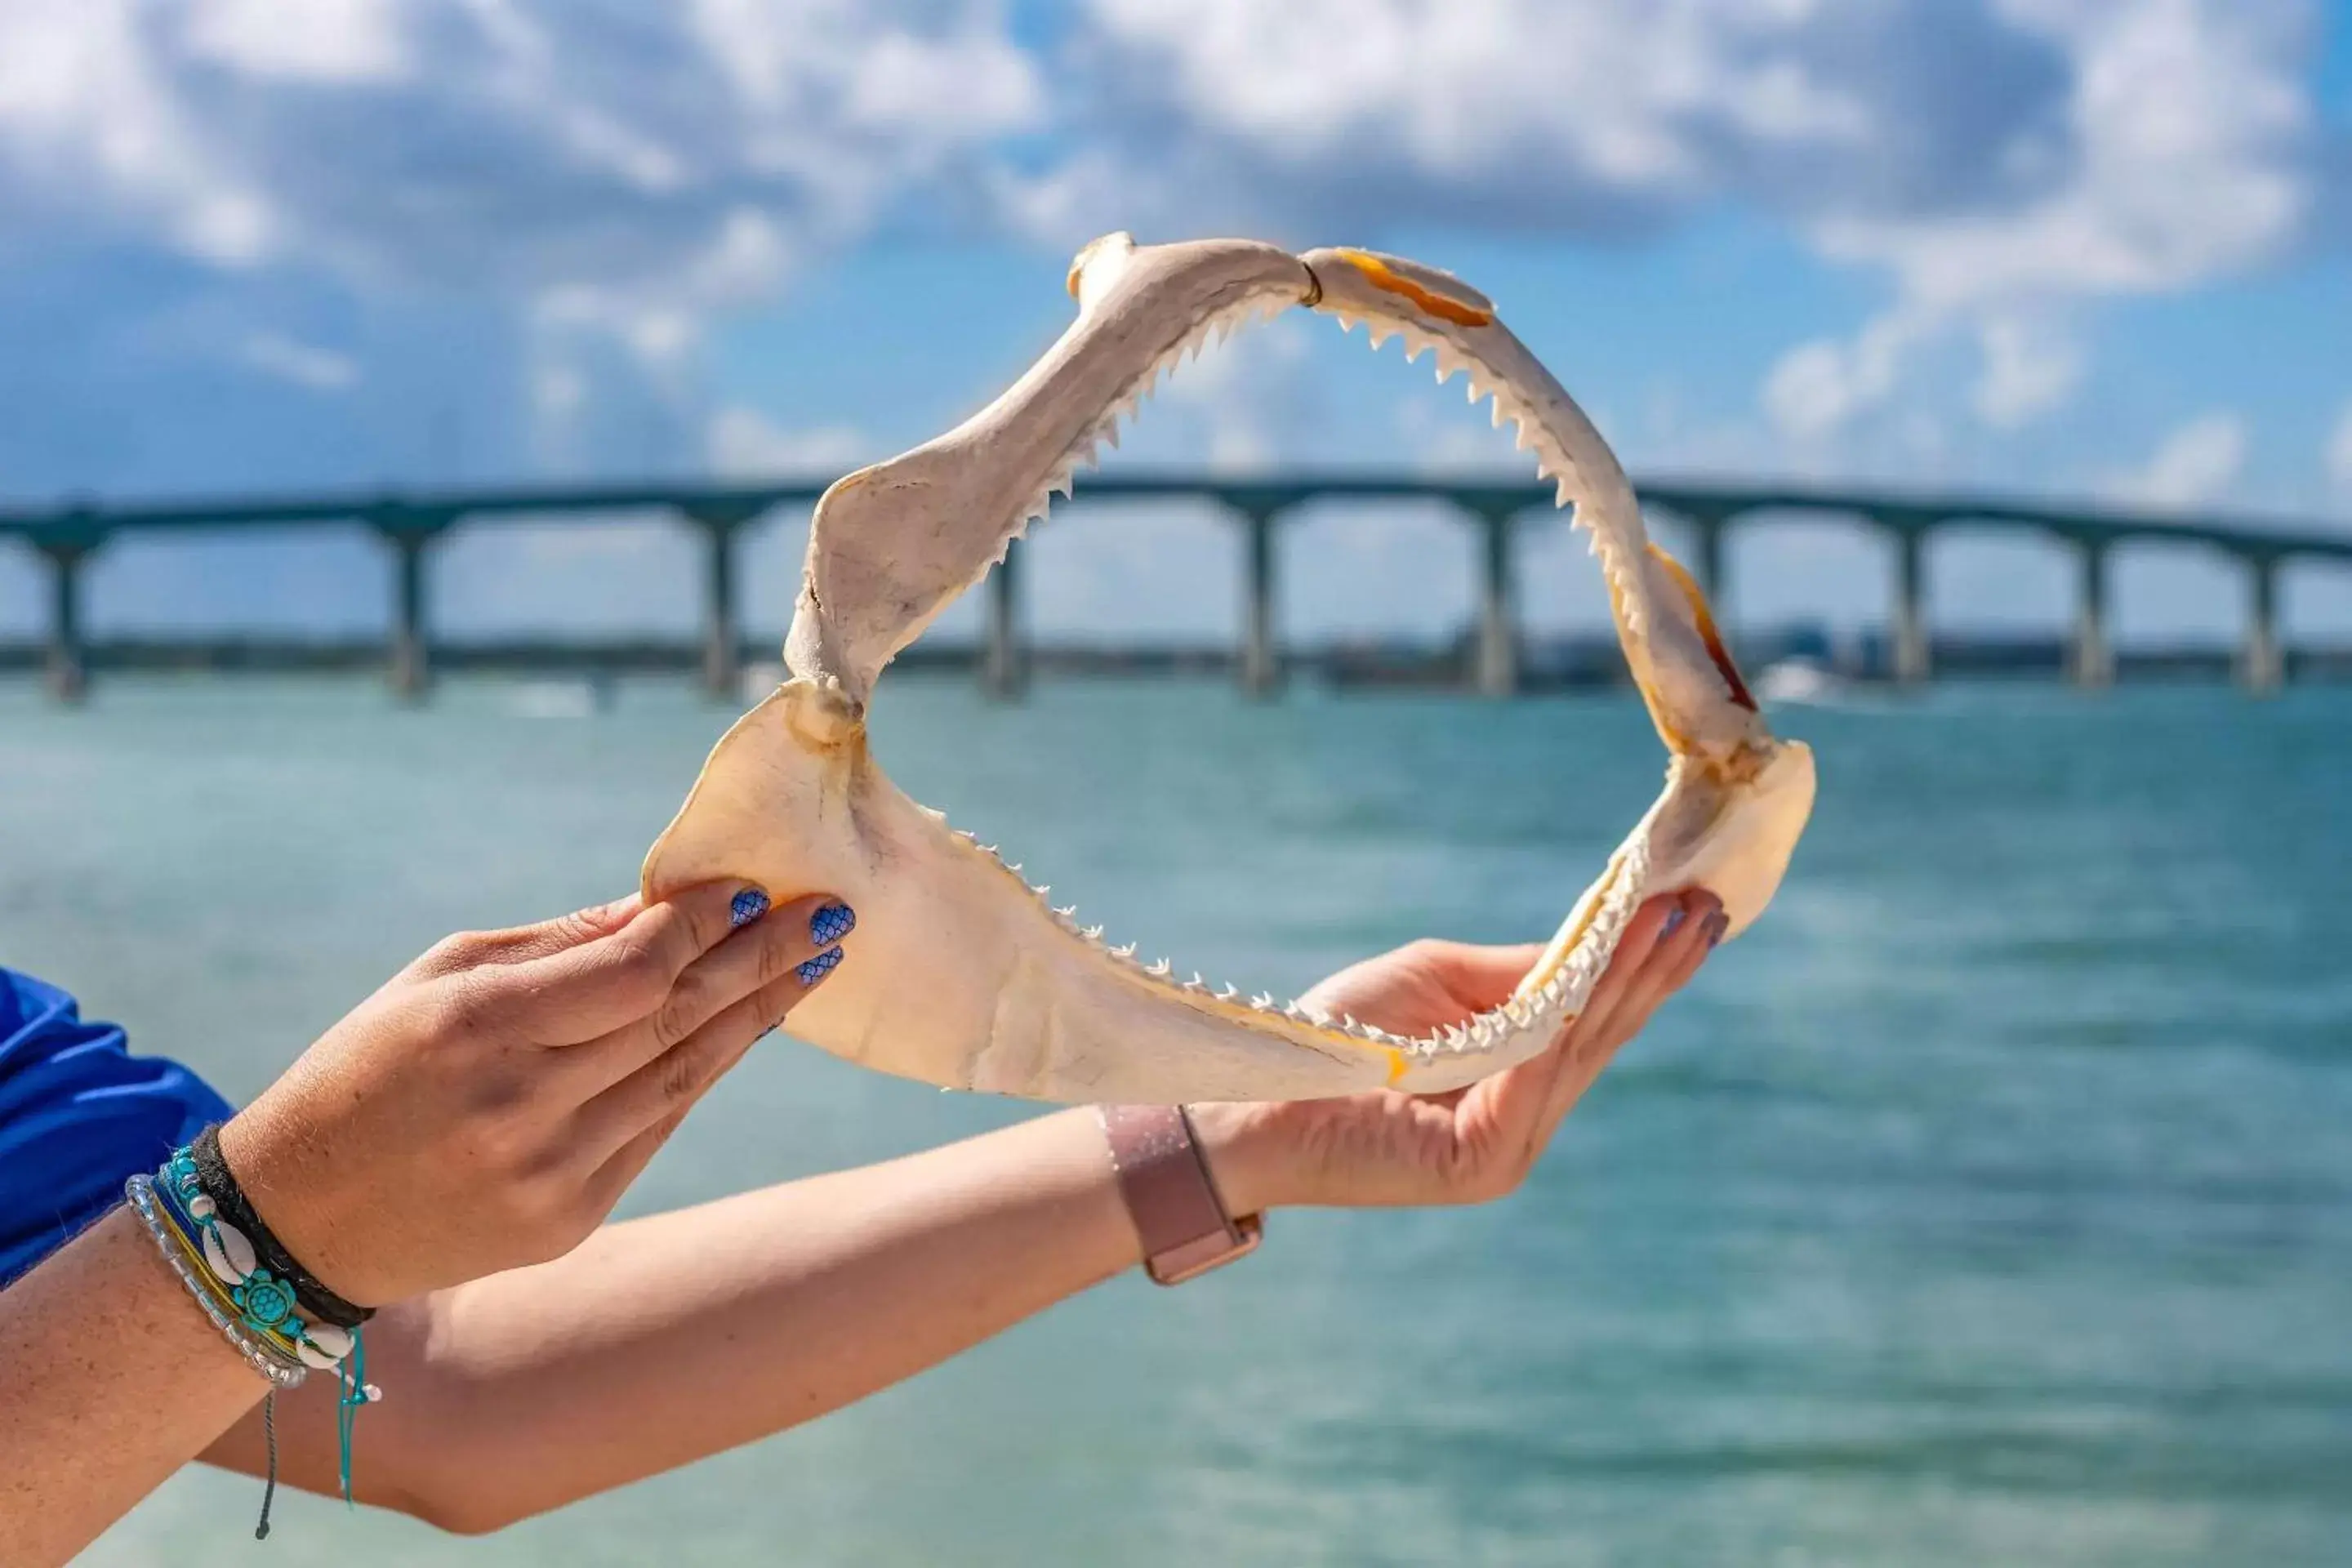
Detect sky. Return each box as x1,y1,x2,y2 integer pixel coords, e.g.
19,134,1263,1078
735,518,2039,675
1,0,2350,648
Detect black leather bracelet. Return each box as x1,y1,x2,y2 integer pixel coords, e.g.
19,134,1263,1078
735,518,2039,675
191,1123,374,1329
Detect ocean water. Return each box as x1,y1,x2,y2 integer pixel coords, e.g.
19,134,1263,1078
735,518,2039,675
5,675,2348,1566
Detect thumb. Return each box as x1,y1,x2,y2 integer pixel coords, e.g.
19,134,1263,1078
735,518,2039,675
1430,941,1549,1016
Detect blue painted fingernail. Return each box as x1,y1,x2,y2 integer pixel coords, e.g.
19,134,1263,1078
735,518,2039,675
809,902,856,945
797,945,845,987
1661,906,1686,939
730,888,770,929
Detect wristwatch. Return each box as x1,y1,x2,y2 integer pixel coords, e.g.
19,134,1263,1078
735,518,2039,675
1098,1105,1263,1285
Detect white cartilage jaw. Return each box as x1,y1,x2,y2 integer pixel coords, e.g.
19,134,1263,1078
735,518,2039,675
647,236,1811,1105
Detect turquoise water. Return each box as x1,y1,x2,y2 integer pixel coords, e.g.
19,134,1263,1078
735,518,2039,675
7,675,2349,1566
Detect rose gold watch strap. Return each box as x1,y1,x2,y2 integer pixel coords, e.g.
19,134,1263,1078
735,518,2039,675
1098,1105,1263,1285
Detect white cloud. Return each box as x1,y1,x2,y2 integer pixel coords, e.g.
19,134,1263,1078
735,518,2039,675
1830,0,2310,309
237,331,359,390
1071,0,1885,218
0,1,1042,318
2109,411,2248,510
2328,402,2352,497
0,0,1055,483
184,0,411,84
1971,314,2084,429
0,0,278,264
1761,312,1922,443
1777,0,2314,438
706,406,867,477
0,0,2331,495
1061,0,2319,453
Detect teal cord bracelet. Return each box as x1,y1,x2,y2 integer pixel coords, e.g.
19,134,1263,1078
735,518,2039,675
132,1142,383,1539
336,1327,370,1504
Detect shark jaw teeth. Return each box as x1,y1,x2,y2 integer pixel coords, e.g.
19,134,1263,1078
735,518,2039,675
946,283,1664,1071
1004,281,1645,637
1324,311,1650,638
947,810,1643,1067
987,292,1291,572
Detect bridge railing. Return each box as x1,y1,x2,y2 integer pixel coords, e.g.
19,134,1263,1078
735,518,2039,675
3,474,2348,702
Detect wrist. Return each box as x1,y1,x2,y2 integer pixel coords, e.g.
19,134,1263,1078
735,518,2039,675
217,1103,369,1307
1183,1102,1314,1216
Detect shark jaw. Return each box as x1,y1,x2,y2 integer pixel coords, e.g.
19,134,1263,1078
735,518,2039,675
642,235,1816,1104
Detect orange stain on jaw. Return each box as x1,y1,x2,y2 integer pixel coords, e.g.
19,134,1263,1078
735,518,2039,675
1646,546,1757,713
1330,250,1495,327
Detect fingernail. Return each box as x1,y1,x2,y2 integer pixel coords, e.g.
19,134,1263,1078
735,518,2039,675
1706,912,1729,948
797,945,845,987
730,888,770,929
809,902,856,945
1661,906,1687,940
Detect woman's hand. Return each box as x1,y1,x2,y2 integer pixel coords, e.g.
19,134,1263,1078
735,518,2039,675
218,884,858,1306
1193,889,1724,1213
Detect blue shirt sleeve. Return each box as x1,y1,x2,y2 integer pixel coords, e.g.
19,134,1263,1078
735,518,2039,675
0,967,232,1288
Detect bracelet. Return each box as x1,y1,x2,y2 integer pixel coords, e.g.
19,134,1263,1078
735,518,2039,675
150,1150,363,1374
127,1138,384,1536
125,1174,307,1389
190,1123,373,1330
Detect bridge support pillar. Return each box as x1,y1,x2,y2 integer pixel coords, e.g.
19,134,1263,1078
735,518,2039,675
982,537,1026,700
1891,527,1931,685
375,519,448,703
2069,539,2114,690
1237,505,1284,698
683,506,751,702
39,541,90,705
2240,554,2283,696
1689,511,1729,606
1472,506,1518,697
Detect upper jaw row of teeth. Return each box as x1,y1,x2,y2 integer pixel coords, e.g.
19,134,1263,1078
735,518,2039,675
1013,294,1293,537
1325,310,1646,629
1014,294,1643,644
948,825,1616,1059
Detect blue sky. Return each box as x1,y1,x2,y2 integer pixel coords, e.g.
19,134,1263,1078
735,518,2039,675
1,0,2349,646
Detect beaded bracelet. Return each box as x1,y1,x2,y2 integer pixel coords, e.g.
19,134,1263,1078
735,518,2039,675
151,1149,363,1374
125,1174,306,1389
127,1140,382,1538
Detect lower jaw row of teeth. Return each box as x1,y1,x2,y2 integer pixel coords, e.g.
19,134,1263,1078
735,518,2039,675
956,831,1596,1059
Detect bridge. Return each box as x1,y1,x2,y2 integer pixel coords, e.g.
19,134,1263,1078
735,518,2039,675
3,473,2349,702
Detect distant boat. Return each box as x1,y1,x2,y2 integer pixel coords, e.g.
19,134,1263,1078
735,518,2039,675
1753,658,1844,706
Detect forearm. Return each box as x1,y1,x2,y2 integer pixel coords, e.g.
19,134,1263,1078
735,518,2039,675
0,1206,270,1566
209,1107,1160,1533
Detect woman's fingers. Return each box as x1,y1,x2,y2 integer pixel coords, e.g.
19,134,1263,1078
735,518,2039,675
1559,893,1680,1053
496,881,777,1040
562,893,853,1091
574,955,837,1170
1471,894,1682,1171
1530,888,1720,1138
1617,895,1723,1037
